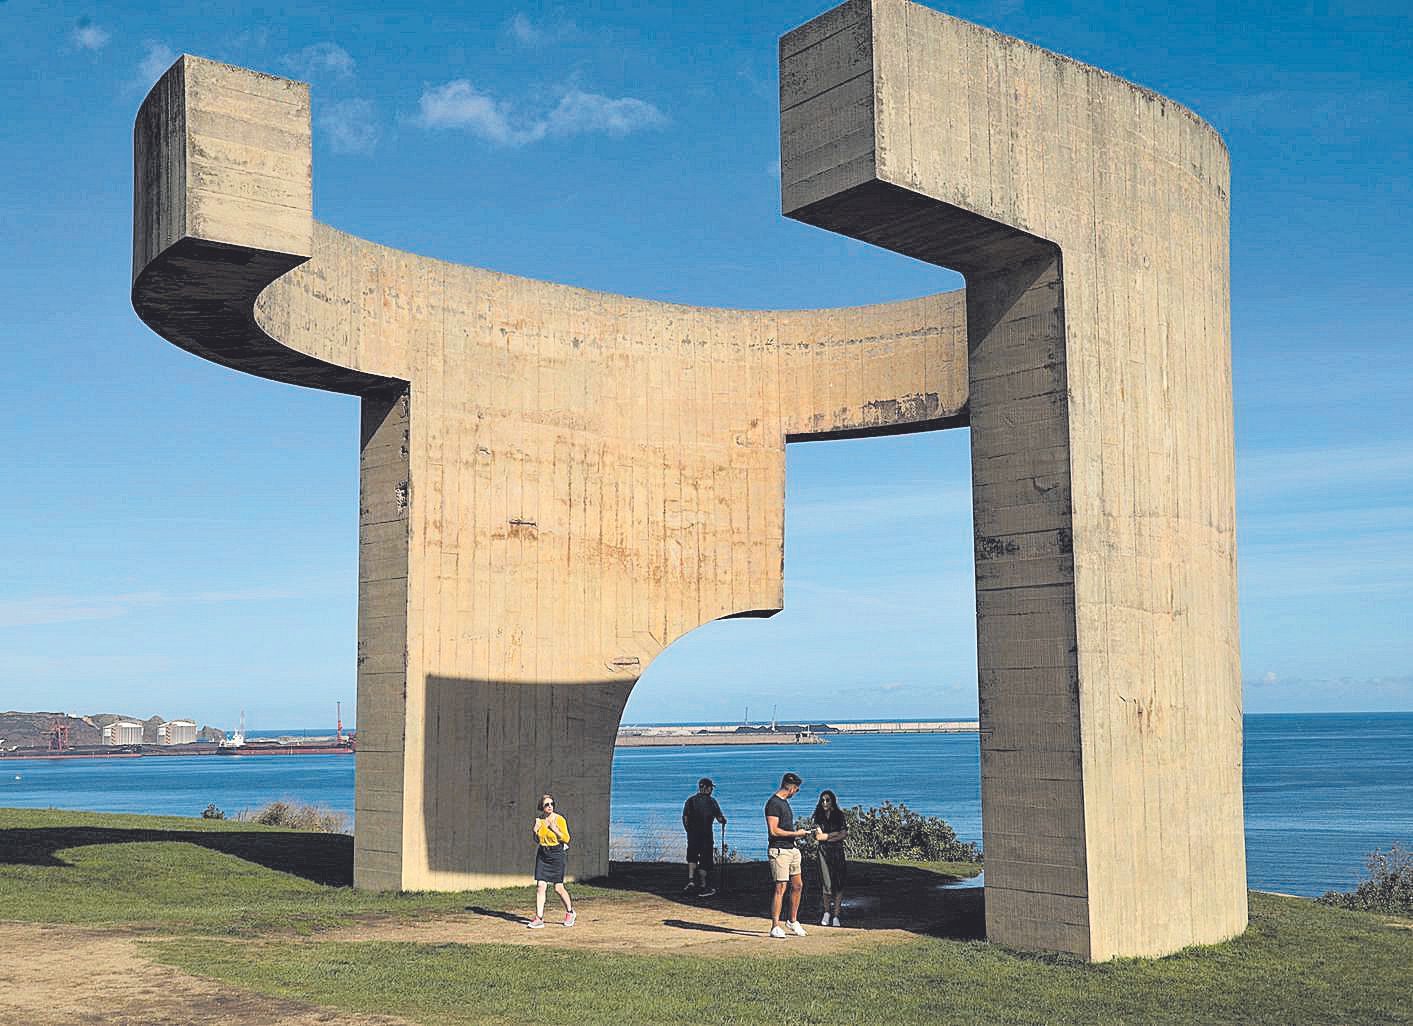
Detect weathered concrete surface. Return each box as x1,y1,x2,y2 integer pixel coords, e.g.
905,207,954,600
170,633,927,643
782,0,1245,960
132,0,1245,961
132,56,967,893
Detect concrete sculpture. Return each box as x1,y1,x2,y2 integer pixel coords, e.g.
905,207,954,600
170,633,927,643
132,0,1245,960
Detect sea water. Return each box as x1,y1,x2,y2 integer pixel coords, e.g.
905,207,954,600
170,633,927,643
1,713,1409,897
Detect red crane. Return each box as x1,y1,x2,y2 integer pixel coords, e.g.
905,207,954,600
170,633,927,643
47,718,71,752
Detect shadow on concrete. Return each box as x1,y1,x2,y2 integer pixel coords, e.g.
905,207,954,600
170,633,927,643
0,825,352,886
596,859,985,941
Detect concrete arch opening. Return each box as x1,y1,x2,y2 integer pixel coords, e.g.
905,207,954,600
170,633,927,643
616,426,981,852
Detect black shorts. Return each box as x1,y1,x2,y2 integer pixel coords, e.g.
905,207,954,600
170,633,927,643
686,831,715,867
535,843,566,883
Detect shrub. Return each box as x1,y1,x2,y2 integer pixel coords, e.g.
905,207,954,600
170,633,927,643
236,800,349,834
201,803,225,820
1317,843,1413,917
609,815,746,863
841,801,982,863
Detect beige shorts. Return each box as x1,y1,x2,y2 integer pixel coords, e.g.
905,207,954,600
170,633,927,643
768,846,802,882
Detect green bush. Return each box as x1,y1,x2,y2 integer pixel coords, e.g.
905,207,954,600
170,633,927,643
839,801,982,863
236,800,349,834
1317,843,1412,916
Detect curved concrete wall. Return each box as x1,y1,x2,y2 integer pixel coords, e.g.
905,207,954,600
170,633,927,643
132,54,967,892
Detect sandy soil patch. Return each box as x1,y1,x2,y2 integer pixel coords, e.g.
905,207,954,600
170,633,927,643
321,891,922,958
0,923,410,1026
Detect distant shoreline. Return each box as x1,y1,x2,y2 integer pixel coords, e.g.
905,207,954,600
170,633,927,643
247,711,1413,734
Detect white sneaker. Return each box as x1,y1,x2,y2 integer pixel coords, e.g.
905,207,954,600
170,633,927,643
821,911,831,926
769,925,788,939
788,920,807,937
831,914,841,927
527,917,545,929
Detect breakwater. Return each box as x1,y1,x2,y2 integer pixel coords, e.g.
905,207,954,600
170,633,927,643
616,732,826,747
616,720,978,745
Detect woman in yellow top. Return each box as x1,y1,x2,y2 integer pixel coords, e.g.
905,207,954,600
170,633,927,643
528,793,575,928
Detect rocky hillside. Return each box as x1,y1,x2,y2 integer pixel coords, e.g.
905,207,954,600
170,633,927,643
0,711,225,749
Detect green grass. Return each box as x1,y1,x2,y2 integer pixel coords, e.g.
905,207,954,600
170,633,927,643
0,807,587,934
4,807,1410,1025
864,855,984,878
153,895,1413,1026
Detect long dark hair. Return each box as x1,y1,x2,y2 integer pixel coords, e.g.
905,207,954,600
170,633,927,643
813,790,845,832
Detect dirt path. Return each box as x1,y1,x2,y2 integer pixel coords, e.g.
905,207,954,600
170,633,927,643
0,899,924,1025
322,891,916,957
0,864,978,1023
0,923,411,1026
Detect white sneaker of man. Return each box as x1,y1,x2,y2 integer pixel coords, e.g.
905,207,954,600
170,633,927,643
820,911,831,926
788,920,807,937
769,925,788,939
831,914,842,927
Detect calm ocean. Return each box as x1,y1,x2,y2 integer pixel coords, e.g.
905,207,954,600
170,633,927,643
2,712,1409,897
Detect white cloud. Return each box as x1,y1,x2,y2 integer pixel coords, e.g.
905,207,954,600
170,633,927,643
505,12,578,46
319,98,380,155
72,19,110,52
415,80,666,147
544,90,667,137
137,42,177,88
228,27,271,52
789,483,972,539
416,81,517,142
1238,440,1413,503
0,593,161,628
281,42,355,80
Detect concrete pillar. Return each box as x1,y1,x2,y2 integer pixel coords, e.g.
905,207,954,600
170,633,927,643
781,0,1246,959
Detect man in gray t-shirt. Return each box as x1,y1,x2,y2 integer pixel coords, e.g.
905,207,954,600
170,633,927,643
764,771,811,938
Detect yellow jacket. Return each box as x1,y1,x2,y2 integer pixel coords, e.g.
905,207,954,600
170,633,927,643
533,813,570,847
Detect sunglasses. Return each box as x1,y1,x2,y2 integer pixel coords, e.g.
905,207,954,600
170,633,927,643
542,802,553,809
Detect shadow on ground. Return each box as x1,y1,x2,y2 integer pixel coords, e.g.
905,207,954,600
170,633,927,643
0,824,982,940
0,826,352,885
595,859,985,941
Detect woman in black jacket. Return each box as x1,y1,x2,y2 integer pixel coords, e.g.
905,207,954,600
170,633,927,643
812,790,849,926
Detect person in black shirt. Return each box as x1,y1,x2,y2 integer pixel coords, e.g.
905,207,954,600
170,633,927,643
764,771,811,938
812,789,850,926
681,777,727,896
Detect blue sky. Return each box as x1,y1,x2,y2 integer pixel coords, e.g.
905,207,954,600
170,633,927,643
1,0,1409,730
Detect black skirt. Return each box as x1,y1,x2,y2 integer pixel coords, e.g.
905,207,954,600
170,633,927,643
818,841,848,892
535,843,567,883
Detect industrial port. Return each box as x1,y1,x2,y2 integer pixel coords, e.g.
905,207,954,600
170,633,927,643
3,706,977,758
0,708,354,760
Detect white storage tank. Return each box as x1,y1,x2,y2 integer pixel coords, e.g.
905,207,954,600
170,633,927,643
158,719,197,745
102,721,144,745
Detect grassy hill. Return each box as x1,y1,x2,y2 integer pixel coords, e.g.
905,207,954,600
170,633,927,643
1,807,1409,1025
